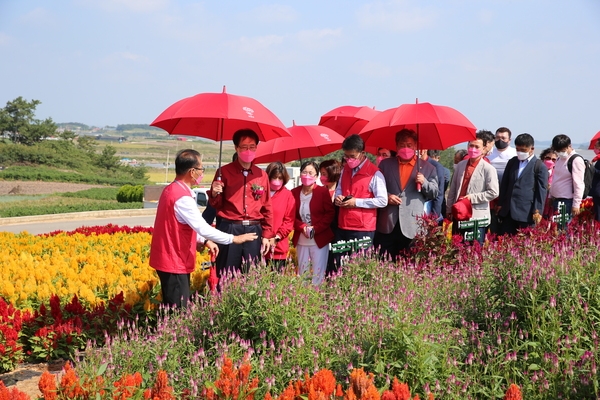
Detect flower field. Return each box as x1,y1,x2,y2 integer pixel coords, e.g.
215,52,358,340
1,218,600,399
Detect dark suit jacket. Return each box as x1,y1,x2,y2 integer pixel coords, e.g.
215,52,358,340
426,157,445,217
497,156,548,223
291,185,335,248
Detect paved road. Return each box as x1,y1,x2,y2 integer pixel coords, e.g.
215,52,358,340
0,210,158,235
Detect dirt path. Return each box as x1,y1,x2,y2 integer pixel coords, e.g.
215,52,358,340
0,180,108,196
1,361,65,398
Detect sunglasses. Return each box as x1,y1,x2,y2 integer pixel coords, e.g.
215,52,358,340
543,157,557,162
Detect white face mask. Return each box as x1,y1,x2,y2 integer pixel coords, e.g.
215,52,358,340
557,151,569,159
516,151,530,161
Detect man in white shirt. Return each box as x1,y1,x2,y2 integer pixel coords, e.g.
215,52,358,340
149,149,257,308
488,127,518,183
487,127,517,234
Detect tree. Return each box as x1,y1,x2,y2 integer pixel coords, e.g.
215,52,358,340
76,135,97,153
96,145,121,171
59,129,77,142
0,97,57,145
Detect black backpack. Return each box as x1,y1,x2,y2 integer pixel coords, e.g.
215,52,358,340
567,154,594,198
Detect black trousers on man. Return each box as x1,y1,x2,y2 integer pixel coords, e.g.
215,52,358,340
373,222,413,261
216,221,262,278
156,270,191,308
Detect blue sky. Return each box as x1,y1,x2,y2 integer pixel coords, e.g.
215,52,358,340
1,0,599,144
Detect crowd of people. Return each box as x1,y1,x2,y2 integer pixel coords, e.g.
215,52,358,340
149,127,600,307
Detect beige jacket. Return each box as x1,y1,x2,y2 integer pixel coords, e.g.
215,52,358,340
447,159,499,221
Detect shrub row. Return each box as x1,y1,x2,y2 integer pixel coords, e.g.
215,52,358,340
0,165,147,186
0,197,142,217
117,184,144,203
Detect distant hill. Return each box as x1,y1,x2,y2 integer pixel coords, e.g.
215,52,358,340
57,122,90,130
116,124,163,131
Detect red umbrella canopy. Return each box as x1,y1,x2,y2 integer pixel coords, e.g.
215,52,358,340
359,102,477,151
318,105,380,137
254,123,345,164
588,131,600,150
150,87,290,142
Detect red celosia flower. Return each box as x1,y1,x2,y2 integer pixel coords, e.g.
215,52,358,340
149,370,175,400
60,362,86,398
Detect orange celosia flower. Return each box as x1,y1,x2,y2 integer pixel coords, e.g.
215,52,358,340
60,362,86,398
336,384,344,398
0,380,31,400
382,390,396,400
264,392,272,400
504,384,522,400
149,370,175,400
277,384,296,400
391,379,411,400
309,369,336,397
345,369,380,400
38,371,58,400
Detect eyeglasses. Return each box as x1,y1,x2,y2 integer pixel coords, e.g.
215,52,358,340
238,145,257,151
192,167,205,173
301,171,317,177
543,157,557,162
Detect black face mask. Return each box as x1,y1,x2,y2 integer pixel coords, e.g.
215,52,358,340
495,140,509,150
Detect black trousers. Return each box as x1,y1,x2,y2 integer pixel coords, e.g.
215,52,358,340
498,213,531,235
215,221,262,278
373,222,412,261
156,270,191,308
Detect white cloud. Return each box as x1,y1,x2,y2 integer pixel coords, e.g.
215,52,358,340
101,51,148,64
241,4,298,23
357,0,438,32
0,33,11,46
19,7,58,27
295,28,342,50
74,0,169,13
235,35,285,55
355,60,393,78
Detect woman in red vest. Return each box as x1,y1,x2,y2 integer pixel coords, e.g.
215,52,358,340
264,162,295,270
291,161,335,285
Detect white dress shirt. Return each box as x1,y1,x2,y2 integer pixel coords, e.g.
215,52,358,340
173,182,233,245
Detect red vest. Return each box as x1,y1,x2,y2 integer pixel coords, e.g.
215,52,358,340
338,160,378,231
149,180,197,274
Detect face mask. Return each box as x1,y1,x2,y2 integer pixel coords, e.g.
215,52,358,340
468,147,482,159
543,160,555,169
319,176,329,185
301,174,317,186
517,151,530,161
195,173,203,185
376,156,385,166
238,150,256,163
397,148,415,160
557,151,568,159
270,179,283,191
594,149,600,155
495,140,509,150
453,163,458,169
345,157,362,169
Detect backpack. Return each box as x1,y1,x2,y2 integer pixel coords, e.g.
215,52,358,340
567,154,594,198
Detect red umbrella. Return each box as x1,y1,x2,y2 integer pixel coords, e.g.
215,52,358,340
208,252,218,292
253,122,345,164
588,131,600,150
358,101,477,151
318,105,380,137
150,86,291,172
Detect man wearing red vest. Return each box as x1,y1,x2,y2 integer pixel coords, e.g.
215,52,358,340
334,134,388,255
150,149,257,308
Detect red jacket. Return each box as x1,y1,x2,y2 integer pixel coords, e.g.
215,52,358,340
338,161,378,231
267,187,296,260
291,185,335,249
149,180,197,274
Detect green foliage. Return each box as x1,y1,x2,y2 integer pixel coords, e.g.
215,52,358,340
0,165,146,185
0,97,58,145
76,135,98,153
95,145,121,170
0,196,141,217
116,184,144,203
116,124,162,131
59,187,119,201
